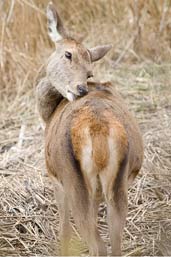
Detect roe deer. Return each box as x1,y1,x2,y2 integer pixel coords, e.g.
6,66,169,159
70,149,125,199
36,2,143,256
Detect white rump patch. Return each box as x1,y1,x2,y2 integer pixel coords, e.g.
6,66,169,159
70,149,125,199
81,128,97,196
99,128,118,201
81,128,93,173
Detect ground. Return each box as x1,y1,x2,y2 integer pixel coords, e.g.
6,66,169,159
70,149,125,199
0,63,171,256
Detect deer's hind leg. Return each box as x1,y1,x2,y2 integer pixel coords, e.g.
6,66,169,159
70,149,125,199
69,186,107,256
53,182,72,256
107,190,128,256
99,152,128,256
65,159,106,256
61,125,107,255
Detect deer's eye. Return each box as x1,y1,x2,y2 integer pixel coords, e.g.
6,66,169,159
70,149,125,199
65,51,72,60
87,73,93,79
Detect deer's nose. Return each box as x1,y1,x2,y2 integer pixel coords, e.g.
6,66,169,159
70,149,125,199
77,85,88,96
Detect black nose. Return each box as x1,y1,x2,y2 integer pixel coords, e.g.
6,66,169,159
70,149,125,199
77,85,88,96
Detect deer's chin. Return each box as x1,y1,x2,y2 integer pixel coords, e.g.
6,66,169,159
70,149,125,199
66,91,77,102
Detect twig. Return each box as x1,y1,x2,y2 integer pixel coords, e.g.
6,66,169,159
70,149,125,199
6,0,15,23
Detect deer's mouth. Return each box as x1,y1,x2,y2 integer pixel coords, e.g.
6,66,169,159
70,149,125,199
66,90,77,102
66,86,88,102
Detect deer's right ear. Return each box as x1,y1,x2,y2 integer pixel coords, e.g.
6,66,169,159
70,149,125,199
46,2,67,42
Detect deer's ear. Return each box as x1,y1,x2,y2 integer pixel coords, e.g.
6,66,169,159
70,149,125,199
46,2,67,42
88,44,112,62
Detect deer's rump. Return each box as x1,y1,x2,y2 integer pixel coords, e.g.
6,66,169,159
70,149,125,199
45,90,137,201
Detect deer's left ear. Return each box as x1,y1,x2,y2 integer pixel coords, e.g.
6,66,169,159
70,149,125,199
88,44,112,62
46,2,68,42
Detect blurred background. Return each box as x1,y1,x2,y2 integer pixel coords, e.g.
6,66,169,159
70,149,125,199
1,0,171,96
0,0,171,256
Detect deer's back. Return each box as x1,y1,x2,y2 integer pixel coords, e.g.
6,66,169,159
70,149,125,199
45,82,143,187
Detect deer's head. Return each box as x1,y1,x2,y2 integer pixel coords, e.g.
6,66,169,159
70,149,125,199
46,2,112,101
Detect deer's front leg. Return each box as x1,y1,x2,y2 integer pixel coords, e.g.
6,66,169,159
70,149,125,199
36,77,63,123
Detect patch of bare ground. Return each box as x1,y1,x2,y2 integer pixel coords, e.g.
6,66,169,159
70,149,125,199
0,62,171,256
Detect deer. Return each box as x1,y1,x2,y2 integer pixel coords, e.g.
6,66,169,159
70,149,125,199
36,2,143,256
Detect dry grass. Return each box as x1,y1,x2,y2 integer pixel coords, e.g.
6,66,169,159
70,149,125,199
0,0,171,256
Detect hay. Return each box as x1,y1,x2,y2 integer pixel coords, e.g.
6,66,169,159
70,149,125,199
0,62,171,256
0,1,171,256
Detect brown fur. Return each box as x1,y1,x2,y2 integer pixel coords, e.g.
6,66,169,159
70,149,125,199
71,106,128,172
41,81,143,256
71,106,110,170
